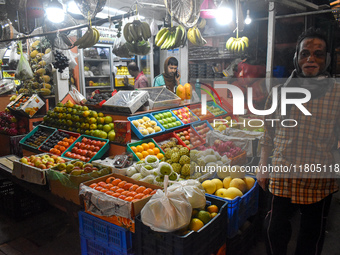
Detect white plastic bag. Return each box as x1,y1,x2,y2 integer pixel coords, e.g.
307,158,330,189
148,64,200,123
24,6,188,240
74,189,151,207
141,176,192,232
9,41,20,70
167,179,206,209
15,42,33,80
150,18,159,36
69,85,86,104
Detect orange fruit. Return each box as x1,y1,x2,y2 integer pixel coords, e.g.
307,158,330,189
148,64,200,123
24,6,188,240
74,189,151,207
147,149,155,155
211,212,218,218
188,218,204,231
142,151,149,158
207,205,219,214
141,143,149,150
156,153,164,160
106,177,115,183
148,142,155,149
131,146,137,153
153,147,160,154
136,152,143,160
118,181,127,188
136,186,146,193
136,145,144,153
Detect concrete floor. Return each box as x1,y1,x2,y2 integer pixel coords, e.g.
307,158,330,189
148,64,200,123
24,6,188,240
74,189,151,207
0,180,339,255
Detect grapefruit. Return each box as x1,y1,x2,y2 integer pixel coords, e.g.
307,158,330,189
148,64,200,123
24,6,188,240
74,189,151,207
229,178,247,194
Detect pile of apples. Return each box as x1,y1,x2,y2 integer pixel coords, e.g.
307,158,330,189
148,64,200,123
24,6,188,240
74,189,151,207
172,107,199,124
63,137,107,162
89,176,157,202
19,154,66,169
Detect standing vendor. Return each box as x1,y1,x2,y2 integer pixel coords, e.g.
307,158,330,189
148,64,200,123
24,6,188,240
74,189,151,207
123,62,149,89
153,57,180,92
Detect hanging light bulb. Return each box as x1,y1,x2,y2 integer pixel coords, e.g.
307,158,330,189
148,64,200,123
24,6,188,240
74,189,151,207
215,0,233,25
46,0,65,23
245,9,252,25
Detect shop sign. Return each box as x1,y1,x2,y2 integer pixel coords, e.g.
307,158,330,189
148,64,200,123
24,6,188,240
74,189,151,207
96,26,117,43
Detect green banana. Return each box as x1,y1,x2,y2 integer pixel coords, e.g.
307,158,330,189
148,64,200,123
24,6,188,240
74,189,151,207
128,23,138,42
123,23,132,42
173,26,183,48
141,22,151,40
74,26,93,47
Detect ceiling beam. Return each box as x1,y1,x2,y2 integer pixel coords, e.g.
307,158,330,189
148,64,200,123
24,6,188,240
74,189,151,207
290,0,320,10
275,0,307,11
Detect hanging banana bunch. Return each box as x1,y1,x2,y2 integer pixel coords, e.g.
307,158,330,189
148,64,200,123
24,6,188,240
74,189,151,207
187,26,207,46
226,36,249,52
155,25,186,50
73,20,100,49
123,20,152,43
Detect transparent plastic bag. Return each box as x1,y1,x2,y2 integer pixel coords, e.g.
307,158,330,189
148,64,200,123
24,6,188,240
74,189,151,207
167,179,206,209
112,18,132,58
15,41,33,80
150,18,159,36
69,85,86,104
141,176,192,232
9,41,20,70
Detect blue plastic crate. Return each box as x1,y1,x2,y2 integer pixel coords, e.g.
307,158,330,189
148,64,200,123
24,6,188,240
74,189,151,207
61,135,109,163
151,110,184,131
207,101,228,117
19,125,56,151
191,120,213,134
206,179,259,238
127,113,165,140
135,195,228,255
79,211,133,255
170,107,200,125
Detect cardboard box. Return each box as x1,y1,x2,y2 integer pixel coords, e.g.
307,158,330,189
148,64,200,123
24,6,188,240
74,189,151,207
49,179,81,204
12,153,69,185
7,94,29,111
20,94,45,118
80,173,161,220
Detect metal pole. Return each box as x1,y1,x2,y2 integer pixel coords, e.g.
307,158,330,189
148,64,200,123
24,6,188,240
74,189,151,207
0,11,137,44
266,2,275,84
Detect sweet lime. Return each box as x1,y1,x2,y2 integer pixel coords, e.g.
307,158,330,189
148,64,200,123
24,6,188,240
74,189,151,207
197,210,211,225
103,124,112,133
104,116,113,124
188,218,204,231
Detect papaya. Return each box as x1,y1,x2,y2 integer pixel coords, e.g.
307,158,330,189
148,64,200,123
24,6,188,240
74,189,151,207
184,83,192,99
40,75,50,83
176,84,186,100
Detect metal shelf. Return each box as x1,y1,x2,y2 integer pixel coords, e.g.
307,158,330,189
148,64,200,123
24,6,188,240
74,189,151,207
85,86,111,89
85,75,110,78
84,58,109,62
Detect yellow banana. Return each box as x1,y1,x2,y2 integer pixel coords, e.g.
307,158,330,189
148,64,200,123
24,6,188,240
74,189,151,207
242,37,249,48
226,37,234,50
187,28,196,45
161,32,171,49
155,27,167,44
74,26,93,47
156,29,169,47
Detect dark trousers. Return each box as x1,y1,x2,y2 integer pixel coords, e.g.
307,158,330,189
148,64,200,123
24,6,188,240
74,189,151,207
264,194,332,255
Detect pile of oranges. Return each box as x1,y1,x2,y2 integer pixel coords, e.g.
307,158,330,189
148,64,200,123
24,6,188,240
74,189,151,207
130,142,164,160
49,136,77,155
89,176,158,202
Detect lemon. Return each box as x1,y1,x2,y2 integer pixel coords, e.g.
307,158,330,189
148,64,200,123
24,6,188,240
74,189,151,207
188,218,204,232
197,210,211,225
202,180,216,194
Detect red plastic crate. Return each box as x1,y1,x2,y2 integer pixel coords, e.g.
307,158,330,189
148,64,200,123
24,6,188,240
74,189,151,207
173,126,205,150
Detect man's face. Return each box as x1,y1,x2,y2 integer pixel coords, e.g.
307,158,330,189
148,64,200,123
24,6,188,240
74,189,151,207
167,64,178,76
298,38,327,77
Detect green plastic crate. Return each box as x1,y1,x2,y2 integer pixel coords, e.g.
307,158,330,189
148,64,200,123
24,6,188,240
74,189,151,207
127,138,165,161
19,125,56,151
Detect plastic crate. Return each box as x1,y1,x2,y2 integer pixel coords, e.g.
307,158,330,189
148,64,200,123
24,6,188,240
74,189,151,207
171,107,200,125
206,179,259,238
135,195,228,255
128,113,165,140
79,211,133,254
127,138,165,161
61,135,109,163
229,150,247,166
189,105,215,121
0,179,48,221
191,120,213,142
173,126,205,150
38,129,80,155
207,101,228,117
151,110,184,131
19,125,56,151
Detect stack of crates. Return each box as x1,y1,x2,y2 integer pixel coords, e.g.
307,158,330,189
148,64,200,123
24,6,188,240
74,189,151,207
78,211,134,255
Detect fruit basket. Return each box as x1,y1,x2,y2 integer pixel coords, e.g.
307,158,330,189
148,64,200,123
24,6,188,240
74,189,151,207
38,129,80,155
190,105,215,121
171,106,200,125
19,125,56,152
127,138,165,161
79,211,133,255
135,195,228,255
61,135,109,163
191,120,213,143
151,110,184,131
173,126,205,150
206,179,259,238
207,101,228,117
128,113,165,140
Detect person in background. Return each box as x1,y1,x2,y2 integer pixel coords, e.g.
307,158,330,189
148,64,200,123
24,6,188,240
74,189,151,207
153,57,180,92
123,62,149,89
257,27,339,255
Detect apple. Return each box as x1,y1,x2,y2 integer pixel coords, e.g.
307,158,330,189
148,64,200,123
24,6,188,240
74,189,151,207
84,166,92,173
39,164,47,169
173,110,178,115
29,163,35,166
48,158,55,163
215,188,229,197
34,160,42,167
51,155,58,160
42,159,48,164
178,115,183,119
182,119,188,124
20,157,28,164
30,155,36,161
